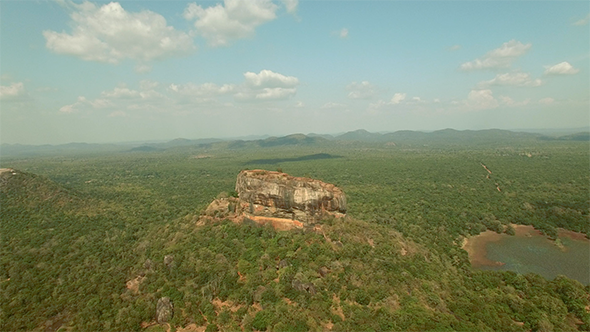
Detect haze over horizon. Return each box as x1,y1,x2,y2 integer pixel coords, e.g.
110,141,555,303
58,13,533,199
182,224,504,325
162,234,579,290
1,0,588,145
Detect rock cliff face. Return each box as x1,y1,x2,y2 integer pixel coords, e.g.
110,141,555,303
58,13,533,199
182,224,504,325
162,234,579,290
201,170,346,230
235,170,346,225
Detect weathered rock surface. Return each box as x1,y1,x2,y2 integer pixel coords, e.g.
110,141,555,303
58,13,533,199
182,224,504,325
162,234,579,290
235,169,346,224
156,297,173,324
200,170,346,230
164,255,174,269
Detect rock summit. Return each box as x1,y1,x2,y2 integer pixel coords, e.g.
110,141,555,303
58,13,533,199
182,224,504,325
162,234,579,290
201,170,346,230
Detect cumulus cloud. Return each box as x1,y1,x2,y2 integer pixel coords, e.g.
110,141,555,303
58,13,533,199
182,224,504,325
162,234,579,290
243,69,298,88
43,2,194,66
169,82,236,97
235,70,299,101
479,72,543,87
465,89,498,110
389,93,406,105
460,40,531,71
449,45,461,51
573,13,589,26
0,82,26,100
100,84,164,101
346,81,377,99
60,70,298,116
544,61,579,75
281,0,298,14
167,82,234,105
184,0,278,47
59,96,111,113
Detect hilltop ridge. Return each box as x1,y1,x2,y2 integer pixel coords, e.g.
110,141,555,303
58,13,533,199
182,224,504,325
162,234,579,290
4,128,580,158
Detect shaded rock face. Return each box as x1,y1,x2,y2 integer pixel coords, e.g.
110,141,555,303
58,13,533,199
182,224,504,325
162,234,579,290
235,170,346,224
156,297,173,324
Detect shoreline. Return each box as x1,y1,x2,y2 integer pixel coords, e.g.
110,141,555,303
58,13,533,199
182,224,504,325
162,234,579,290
462,224,588,267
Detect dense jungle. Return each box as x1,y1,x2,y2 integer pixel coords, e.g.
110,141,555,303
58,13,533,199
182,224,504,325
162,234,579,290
1,129,589,331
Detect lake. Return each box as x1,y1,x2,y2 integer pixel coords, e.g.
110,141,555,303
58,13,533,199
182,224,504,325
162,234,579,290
463,225,590,284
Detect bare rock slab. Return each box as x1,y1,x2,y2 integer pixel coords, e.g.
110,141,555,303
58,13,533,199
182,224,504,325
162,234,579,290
235,170,346,225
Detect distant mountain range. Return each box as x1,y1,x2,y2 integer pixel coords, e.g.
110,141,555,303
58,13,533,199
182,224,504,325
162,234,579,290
2,128,588,157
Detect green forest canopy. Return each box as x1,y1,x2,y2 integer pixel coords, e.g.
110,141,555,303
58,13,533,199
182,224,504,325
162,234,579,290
1,134,589,331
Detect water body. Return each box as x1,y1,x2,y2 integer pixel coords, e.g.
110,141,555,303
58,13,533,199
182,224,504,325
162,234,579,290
464,226,590,284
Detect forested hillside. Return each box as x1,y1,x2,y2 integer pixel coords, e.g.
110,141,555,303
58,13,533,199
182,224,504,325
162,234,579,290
1,133,589,331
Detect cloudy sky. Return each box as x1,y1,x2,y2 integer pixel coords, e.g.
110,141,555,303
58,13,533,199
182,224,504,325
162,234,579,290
1,0,588,144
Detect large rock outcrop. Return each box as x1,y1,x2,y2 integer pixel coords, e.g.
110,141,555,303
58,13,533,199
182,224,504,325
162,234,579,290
200,170,346,230
235,170,346,224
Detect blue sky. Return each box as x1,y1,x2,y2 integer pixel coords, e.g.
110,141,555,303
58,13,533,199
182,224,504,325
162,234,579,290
1,0,588,144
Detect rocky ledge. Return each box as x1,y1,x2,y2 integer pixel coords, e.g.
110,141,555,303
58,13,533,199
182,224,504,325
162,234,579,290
200,170,346,230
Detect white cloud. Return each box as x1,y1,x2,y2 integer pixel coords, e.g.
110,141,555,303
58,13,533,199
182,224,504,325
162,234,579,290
339,28,348,38
366,93,424,113
539,97,555,105
281,0,298,14
59,70,298,116
43,2,194,65
294,101,305,108
466,89,498,110
0,82,26,100
236,87,296,101
544,61,579,75
243,69,298,88
449,45,461,51
184,0,278,47
60,96,111,113
460,40,531,70
573,13,590,26
169,82,236,97
235,69,299,101
59,104,76,114
389,93,406,104
100,84,164,101
479,72,543,87
346,81,377,99
499,96,530,107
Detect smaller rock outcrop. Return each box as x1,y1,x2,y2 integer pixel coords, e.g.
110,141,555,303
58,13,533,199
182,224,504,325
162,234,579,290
291,279,317,295
164,255,174,269
156,297,174,324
